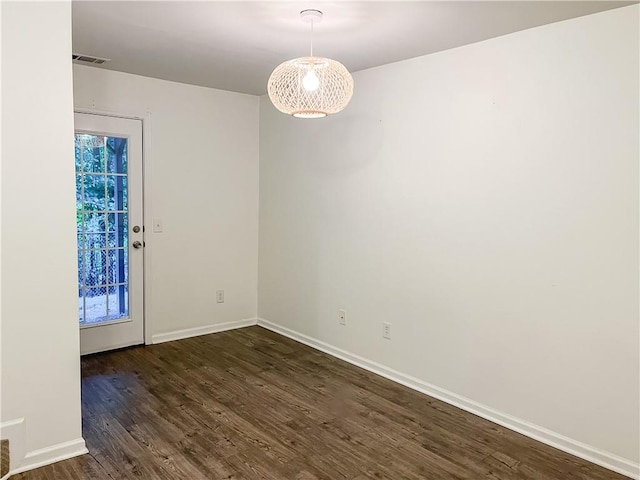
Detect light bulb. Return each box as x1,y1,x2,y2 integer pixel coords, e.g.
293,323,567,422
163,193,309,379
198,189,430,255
302,69,320,91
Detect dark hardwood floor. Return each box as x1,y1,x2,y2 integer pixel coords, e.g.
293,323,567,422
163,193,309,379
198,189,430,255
15,326,626,479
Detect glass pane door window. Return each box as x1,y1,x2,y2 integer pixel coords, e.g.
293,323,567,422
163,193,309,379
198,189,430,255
75,113,143,355
76,134,129,325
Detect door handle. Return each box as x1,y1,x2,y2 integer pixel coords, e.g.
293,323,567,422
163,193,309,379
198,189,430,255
132,241,143,249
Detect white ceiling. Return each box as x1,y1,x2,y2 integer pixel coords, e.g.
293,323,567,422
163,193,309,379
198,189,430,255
72,1,635,96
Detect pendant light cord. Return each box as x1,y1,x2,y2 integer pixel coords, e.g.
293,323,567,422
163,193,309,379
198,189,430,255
300,9,321,57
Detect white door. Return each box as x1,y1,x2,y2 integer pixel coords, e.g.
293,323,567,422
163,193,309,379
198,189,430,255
75,113,144,355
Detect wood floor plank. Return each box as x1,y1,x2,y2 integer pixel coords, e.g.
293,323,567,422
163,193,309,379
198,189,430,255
14,326,627,480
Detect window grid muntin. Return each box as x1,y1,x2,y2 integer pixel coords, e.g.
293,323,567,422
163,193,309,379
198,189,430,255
76,133,129,325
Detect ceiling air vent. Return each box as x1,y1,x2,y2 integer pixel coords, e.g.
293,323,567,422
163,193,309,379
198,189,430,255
72,53,111,65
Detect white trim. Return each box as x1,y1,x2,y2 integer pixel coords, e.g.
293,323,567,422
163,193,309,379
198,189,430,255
74,107,145,121
0,418,26,476
141,112,153,346
10,438,88,475
0,418,24,430
151,318,258,344
257,318,640,480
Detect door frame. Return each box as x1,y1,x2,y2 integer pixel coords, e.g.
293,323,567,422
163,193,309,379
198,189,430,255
74,108,154,346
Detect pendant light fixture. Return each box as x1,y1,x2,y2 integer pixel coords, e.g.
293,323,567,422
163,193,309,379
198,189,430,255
268,9,354,118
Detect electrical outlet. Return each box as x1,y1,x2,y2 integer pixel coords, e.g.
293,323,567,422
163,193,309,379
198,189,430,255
216,290,224,303
338,309,346,325
383,322,391,340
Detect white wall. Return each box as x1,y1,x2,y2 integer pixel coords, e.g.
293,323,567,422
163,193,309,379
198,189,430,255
258,4,639,473
1,0,86,470
73,66,260,340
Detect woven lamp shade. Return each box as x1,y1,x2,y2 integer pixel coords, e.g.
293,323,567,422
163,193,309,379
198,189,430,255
268,56,354,118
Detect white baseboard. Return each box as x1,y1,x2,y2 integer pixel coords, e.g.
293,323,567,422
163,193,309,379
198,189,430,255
1,418,26,476
11,438,88,475
151,318,258,344
257,318,639,480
